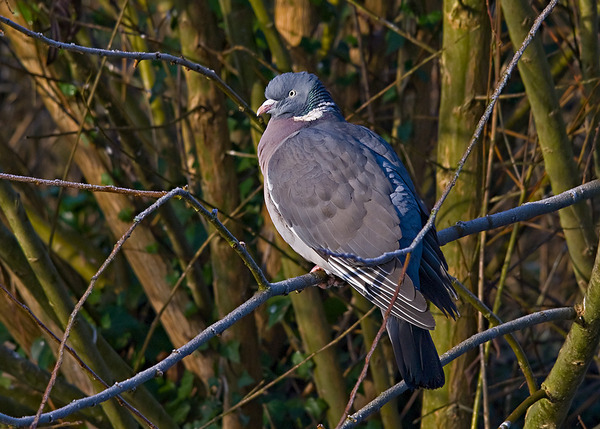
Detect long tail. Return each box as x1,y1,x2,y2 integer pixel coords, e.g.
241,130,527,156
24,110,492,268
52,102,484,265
385,316,445,389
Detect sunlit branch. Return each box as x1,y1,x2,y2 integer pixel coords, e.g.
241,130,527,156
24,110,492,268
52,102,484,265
0,15,263,129
340,307,576,428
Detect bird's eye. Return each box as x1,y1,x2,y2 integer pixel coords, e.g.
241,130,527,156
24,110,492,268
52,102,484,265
288,89,297,97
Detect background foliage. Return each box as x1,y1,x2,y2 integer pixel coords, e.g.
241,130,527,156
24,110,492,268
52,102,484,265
0,0,599,428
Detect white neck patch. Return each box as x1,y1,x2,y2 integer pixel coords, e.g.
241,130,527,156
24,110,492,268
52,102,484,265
293,102,336,122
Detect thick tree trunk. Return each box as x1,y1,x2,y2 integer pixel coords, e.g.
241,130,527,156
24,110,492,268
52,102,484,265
502,0,597,286
422,0,489,427
524,235,600,428
180,6,262,428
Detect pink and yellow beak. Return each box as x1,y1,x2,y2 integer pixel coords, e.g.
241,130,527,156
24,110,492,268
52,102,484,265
257,99,276,116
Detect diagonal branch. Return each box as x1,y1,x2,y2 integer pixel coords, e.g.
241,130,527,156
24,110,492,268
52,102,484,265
0,15,264,129
340,307,577,428
0,303,574,426
0,271,321,427
320,0,560,266
0,172,593,426
437,179,600,246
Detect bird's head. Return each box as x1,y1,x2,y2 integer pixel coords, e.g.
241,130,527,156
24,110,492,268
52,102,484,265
257,72,340,121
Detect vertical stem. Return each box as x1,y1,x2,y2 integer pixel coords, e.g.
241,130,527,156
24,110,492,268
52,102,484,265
423,0,490,427
502,0,597,286
180,6,262,428
524,235,600,427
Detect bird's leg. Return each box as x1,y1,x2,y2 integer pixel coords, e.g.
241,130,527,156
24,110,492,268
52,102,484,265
310,266,346,289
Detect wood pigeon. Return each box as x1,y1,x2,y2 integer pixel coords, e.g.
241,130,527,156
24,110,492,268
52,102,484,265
257,72,458,389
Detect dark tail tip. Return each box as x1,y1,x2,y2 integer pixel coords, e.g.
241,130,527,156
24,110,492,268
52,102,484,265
386,318,445,389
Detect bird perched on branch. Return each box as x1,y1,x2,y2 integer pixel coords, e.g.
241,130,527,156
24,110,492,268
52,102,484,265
257,72,458,389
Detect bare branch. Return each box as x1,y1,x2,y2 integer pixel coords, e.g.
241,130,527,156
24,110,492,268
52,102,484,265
340,307,577,428
3,174,596,260
345,0,436,54
336,254,412,428
0,284,156,428
0,172,167,198
0,175,591,426
0,272,321,427
437,179,600,246
0,302,573,426
320,0,561,266
0,15,264,129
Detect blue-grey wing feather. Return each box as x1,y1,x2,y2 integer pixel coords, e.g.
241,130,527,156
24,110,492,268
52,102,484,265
266,121,437,329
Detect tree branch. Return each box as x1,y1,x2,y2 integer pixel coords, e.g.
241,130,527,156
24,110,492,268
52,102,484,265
0,271,321,427
437,179,600,246
0,174,593,426
0,15,264,130
340,307,576,428
0,304,574,426
320,0,560,266
3,173,597,263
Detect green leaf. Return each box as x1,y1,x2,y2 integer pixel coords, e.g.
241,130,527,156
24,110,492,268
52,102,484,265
100,173,114,186
58,82,77,97
417,10,442,27
395,121,413,143
30,338,55,369
177,371,195,400
385,31,405,55
364,419,383,429
118,207,134,222
198,396,221,422
16,1,38,25
149,68,167,104
344,34,358,47
0,322,12,343
291,351,313,379
382,86,397,104
237,370,254,389
323,296,347,325
0,374,12,389
145,242,159,254
171,402,191,423
184,301,199,317
100,305,140,349
267,295,291,328
304,397,328,418
220,340,240,363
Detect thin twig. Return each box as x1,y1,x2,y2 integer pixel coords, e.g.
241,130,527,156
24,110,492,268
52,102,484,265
0,15,264,129
132,185,263,372
497,388,548,429
0,172,167,197
3,187,266,428
170,189,269,287
345,49,442,122
31,187,162,429
345,0,436,54
340,307,576,428
0,284,156,429
45,0,130,256
351,5,375,126
336,254,411,429
0,271,324,426
452,279,537,393
322,0,561,266
198,307,378,429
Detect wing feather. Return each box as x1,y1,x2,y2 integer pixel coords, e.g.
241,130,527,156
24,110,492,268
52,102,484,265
266,121,443,329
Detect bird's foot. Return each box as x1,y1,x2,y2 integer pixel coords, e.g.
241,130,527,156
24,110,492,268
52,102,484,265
310,266,345,289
